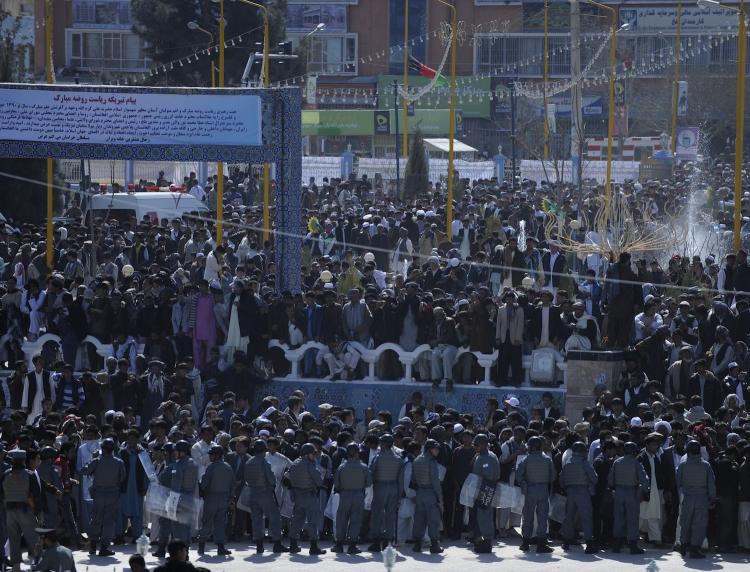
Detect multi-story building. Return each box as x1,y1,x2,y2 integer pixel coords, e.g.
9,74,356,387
32,0,149,78
3,0,35,76
295,0,747,160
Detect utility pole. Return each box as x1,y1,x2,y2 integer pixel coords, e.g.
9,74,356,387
393,80,401,200
510,81,517,190
570,0,584,207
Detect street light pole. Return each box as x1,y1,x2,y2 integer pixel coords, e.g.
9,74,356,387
236,0,271,241
187,22,215,87
587,0,617,203
45,0,54,272
671,0,682,154
434,0,456,241
394,80,401,199
403,0,410,159
697,0,746,251
543,0,549,160
216,0,225,245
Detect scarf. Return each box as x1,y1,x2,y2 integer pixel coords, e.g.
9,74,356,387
148,373,164,396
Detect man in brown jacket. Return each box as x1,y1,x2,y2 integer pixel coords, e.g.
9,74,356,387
495,290,525,386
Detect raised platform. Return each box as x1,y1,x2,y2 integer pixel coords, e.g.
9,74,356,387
255,377,566,425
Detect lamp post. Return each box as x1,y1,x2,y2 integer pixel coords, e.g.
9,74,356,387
45,0,54,271
698,0,746,251
433,0,456,241
671,0,683,154
585,0,622,203
543,0,549,160
208,0,226,245
403,0,410,160
234,0,271,242
187,21,216,87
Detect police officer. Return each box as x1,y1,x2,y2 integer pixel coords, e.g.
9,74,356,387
167,440,199,547
411,439,444,554
4,449,40,572
471,433,500,554
559,441,598,554
516,436,555,553
82,438,125,557
607,441,648,554
676,440,716,559
197,445,233,556
33,528,75,572
37,447,62,532
153,442,176,558
285,442,326,555
368,434,403,552
333,442,371,554
244,439,288,554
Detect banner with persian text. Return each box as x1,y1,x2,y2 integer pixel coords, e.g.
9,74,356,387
0,87,262,147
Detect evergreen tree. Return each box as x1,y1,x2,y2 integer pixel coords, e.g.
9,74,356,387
404,129,429,201
0,10,62,224
131,0,305,87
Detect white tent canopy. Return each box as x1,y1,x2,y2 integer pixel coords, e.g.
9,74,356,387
424,138,478,155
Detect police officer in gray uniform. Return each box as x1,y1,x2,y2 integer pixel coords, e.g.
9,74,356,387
471,433,500,554
607,441,648,554
516,436,555,553
559,441,598,554
82,438,125,557
198,445,234,556
4,449,40,572
33,527,76,572
333,442,371,554
153,442,176,558
411,439,444,554
168,440,199,546
285,442,326,555
244,439,288,554
676,440,717,559
37,448,63,531
368,433,403,552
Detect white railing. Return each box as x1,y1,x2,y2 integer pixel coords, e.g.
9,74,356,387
268,339,566,386
21,333,114,368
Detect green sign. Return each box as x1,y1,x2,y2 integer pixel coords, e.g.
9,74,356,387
302,110,374,136
377,75,492,119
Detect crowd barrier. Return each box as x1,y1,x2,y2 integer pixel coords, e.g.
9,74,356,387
267,339,566,387
520,159,640,184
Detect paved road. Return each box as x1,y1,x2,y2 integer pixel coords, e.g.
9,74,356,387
68,539,749,571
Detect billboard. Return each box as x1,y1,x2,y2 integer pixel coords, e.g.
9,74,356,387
0,87,262,149
620,7,736,32
676,127,700,160
287,4,347,32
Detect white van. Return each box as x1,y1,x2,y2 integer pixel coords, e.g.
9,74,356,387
86,192,209,226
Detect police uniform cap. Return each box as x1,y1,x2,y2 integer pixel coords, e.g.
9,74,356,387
209,445,224,456
527,436,543,451
571,441,587,456
101,438,116,452
346,443,360,456
686,440,701,455
8,449,26,460
623,441,639,456
175,440,191,453
473,434,489,447
379,433,394,445
253,440,268,454
424,439,441,450
163,442,175,454
40,446,57,460
300,443,316,456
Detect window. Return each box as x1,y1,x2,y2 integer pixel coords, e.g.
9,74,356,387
306,34,357,75
72,0,131,28
68,30,149,71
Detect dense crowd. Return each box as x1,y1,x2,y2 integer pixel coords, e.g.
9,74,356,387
0,159,748,569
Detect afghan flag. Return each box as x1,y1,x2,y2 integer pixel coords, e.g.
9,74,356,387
408,55,448,87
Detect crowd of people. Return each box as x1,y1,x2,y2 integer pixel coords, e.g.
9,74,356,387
0,159,747,569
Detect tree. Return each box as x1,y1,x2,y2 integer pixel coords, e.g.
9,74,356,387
403,129,429,202
131,0,305,87
0,10,62,224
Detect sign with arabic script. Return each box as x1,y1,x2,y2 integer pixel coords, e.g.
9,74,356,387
619,7,737,32
0,87,262,147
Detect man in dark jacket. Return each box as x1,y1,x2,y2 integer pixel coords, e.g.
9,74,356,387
604,252,641,348
688,359,723,416
118,428,148,544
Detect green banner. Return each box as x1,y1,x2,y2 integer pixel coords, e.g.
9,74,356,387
377,75,491,119
302,110,375,136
